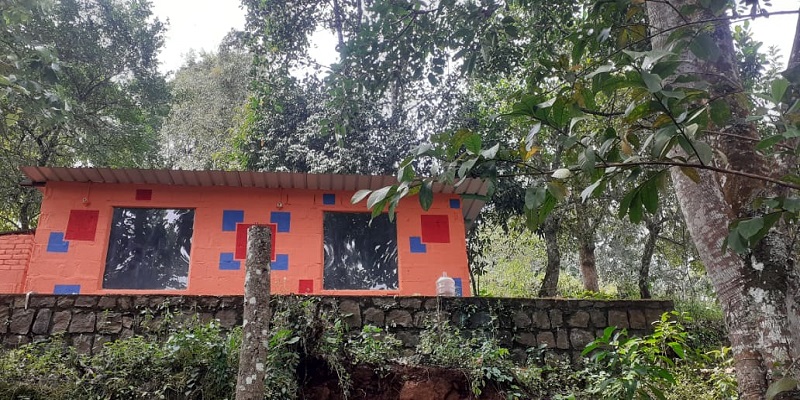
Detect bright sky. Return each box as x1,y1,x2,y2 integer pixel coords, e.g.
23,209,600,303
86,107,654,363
151,1,798,74
151,0,246,74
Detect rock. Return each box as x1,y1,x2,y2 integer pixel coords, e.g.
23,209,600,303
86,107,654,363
566,311,590,328
589,309,607,327
532,310,551,329
512,310,531,328
96,312,123,334
399,298,422,309
467,311,492,329
92,335,112,354
9,309,35,334
29,296,56,308
549,309,563,327
372,297,398,309
423,298,439,310
515,332,537,347
536,331,556,348
72,334,93,354
413,311,445,328
32,309,52,335
608,310,629,329
3,335,30,346
75,296,98,308
97,296,117,309
116,297,133,310
0,306,9,334
645,308,664,325
556,330,569,349
214,309,238,328
386,310,413,327
339,300,362,329
629,309,647,329
56,297,75,308
394,331,420,348
569,329,595,349
363,308,385,326
51,311,72,333
69,312,96,333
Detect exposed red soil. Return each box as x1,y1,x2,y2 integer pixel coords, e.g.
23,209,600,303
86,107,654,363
298,360,507,400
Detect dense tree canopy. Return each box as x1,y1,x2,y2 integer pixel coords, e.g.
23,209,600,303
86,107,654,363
0,0,169,230
159,46,251,170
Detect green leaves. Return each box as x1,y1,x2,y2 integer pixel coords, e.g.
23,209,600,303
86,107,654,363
419,181,433,211
689,32,721,61
464,133,482,154
618,171,666,223
724,213,781,254
641,72,663,93
770,78,789,104
766,377,799,400
524,185,557,231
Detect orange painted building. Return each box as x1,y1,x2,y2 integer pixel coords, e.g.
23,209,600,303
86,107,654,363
3,167,487,297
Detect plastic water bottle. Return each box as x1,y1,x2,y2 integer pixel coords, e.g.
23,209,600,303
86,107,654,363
436,272,456,296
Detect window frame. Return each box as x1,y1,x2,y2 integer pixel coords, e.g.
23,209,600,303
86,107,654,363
320,210,400,292
101,206,196,291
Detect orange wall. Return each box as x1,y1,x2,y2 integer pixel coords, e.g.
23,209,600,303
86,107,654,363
0,234,34,293
21,182,471,296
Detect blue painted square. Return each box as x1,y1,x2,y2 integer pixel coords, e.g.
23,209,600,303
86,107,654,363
270,211,291,233
409,236,427,253
454,278,463,297
222,210,244,231
219,252,241,270
322,193,336,205
47,232,69,253
272,254,289,270
450,199,461,209
53,284,80,294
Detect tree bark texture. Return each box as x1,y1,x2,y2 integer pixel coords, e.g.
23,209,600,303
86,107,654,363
639,217,660,299
574,201,599,292
235,225,272,400
538,214,561,297
647,2,799,398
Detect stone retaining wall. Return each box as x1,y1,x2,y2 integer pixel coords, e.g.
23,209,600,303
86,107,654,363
0,294,673,362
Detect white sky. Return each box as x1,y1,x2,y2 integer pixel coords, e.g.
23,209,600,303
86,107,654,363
151,1,797,74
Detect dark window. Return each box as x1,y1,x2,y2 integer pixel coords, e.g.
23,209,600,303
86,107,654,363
103,208,194,290
323,212,398,290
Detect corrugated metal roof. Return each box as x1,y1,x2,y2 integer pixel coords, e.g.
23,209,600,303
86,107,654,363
20,166,489,224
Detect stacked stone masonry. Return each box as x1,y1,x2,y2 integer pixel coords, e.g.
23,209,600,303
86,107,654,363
0,294,673,362
0,234,34,293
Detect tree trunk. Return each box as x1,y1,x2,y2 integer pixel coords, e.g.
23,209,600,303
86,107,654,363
574,201,599,292
639,217,660,299
578,239,598,292
235,225,272,400
538,214,561,297
647,2,799,397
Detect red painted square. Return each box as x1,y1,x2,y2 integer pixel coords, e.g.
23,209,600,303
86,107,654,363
235,224,276,260
65,210,99,241
135,189,152,200
299,279,314,294
420,215,450,243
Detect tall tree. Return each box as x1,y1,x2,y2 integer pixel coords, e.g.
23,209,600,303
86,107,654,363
159,46,251,170
355,1,799,396
647,2,798,397
0,0,169,231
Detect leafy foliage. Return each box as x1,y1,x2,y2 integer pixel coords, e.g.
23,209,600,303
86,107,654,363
160,47,252,170
0,0,169,231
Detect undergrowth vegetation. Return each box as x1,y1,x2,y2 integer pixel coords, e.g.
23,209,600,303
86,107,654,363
0,299,734,400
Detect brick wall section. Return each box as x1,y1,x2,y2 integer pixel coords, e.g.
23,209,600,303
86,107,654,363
0,294,673,362
0,234,34,293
